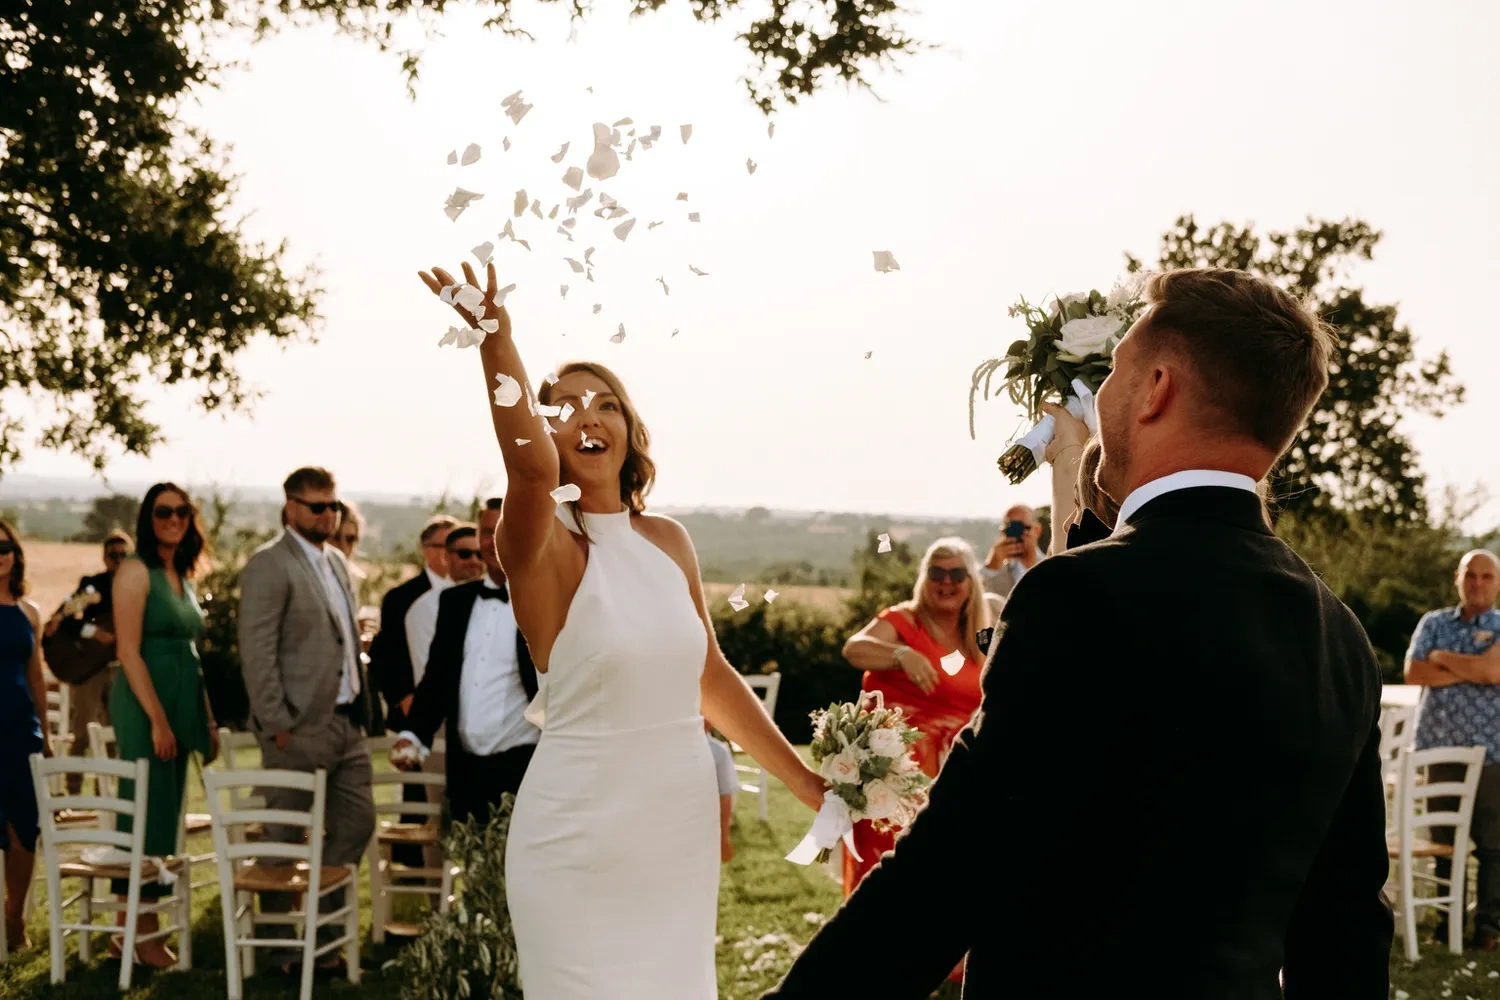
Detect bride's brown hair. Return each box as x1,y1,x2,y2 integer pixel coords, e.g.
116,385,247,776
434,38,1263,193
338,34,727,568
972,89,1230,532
538,361,657,513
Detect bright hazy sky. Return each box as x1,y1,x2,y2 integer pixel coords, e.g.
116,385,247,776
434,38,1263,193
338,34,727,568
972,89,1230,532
12,1,1500,523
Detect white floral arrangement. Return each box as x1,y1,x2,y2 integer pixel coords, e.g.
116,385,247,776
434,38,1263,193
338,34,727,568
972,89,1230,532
786,691,931,866
969,279,1147,483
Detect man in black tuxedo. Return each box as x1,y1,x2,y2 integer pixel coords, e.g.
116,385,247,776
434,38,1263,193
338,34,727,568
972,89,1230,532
767,269,1393,999
392,498,538,824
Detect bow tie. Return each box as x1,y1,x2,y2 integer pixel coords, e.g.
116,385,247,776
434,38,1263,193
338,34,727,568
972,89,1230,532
476,583,509,602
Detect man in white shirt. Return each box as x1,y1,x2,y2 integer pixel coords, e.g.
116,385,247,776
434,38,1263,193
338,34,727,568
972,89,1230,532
405,523,486,683
393,499,539,823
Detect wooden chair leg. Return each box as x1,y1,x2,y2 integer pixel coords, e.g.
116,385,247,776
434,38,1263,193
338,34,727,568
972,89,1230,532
78,879,94,962
345,867,361,985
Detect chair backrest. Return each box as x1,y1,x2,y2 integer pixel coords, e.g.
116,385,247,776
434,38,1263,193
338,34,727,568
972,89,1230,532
86,722,119,797
1379,704,1417,770
370,765,445,822
745,672,782,719
31,754,148,854
216,728,266,813
203,768,328,875
1395,745,1487,845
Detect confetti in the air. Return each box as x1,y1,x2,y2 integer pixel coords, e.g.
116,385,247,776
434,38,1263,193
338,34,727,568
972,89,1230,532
472,241,495,265
687,212,700,223
611,324,626,343
680,124,693,143
530,199,544,219
565,258,585,273
503,137,511,152
657,276,670,296
877,533,892,553
689,265,709,276
939,650,965,676
612,117,633,127
584,247,596,265
873,251,900,273
557,226,574,242
613,218,636,241
478,318,499,334
764,589,780,604
768,122,776,139
443,187,484,222
582,389,596,408
492,373,523,406
864,351,873,359
566,189,593,212
559,402,575,423
676,192,689,201
587,122,621,180
648,221,664,230
550,483,582,504
446,150,457,165
592,303,602,314
728,584,749,612
515,438,531,446
502,91,533,125
551,142,570,163
549,204,560,220
452,283,486,314
746,158,757,175
461,143,482,166
439,326,485,349
560,285,569,299
671,328,680,337
513,190,528,216
562,166,584,192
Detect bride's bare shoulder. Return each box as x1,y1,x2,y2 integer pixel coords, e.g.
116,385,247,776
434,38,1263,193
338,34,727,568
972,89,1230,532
633,513,697,566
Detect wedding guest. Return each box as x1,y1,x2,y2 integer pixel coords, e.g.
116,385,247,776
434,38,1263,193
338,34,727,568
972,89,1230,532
238,466,373,974
369,514,457,734
44,530,132,793
0,522,49,953
329,500,368,605
706,722,737,863
109,484,217,968
392,501,539,825
1404,548,1500,951
979,505,1043,597
406,524,485,684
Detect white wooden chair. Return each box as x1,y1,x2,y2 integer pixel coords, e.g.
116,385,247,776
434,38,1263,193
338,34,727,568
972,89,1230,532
366,734,455,943
45,681,74,792
217,728,267,844
1386,745,1486,961
731,672,782,821
31,753,192,989
204,767,360,1000
1378,704,1417,835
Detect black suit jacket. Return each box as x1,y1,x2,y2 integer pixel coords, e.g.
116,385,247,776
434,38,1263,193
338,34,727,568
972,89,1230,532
405,580,538,800
368,570,433,732
767,487,1393,999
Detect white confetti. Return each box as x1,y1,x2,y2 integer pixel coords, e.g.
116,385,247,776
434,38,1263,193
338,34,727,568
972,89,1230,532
612,117,634,127
513,189,528,216
515,438,531,446
687,212,700,223
501,219,516,241
550,483,582,504
648,125,662,142
515,239,531,251
438,284,458,305
592,303,602,314
625,139,637,160
471,241,495,264
478,318,499,334
453,283,486,315
460,143,481,166
728,584,748,612
764,588,779,604
505,101,533,125
657,276,670,296
557,225,575,242
746,158,757,175
689,265,709,276
439,325,486,349
877,533,892,553
549,204,560,220
768,122,776,139
648,220,664,230
494,283,516,307
502,88,523,106
676,192,689,201
540,371,558,385
671,328,680,337
565,258,585,273
584,247,596,265
443,187,484,221
613,218,636,241
864,351,873,359
587,122,620,180
873,250,900,273
492,373,523,406
562,166,584,192
680,124,693,143
611,324,626,343
560,285,568,299
598,193,618,209
446,150,457,165
503,137,511,152
559,218,577,230
559,402,575,423
939,650,965,676
566,188,593,212
582,389,596,408
530,198,544,219
550,142,570,163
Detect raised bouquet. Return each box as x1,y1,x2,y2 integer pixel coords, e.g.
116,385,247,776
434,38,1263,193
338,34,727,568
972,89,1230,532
786,691,931,866
969,280,1147,483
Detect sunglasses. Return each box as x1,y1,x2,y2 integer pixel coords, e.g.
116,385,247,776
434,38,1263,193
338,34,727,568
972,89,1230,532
291,496,345,516
449,548,483,561
105,549,128,561
153,504,193,521
926,566,970,584
0,541,15,556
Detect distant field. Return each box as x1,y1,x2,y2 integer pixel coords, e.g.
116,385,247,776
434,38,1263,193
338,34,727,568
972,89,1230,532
20,539,101,617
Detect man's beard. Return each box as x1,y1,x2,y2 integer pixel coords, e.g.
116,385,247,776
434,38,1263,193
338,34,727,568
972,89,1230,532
1096,432,1129,505
298,524,333,545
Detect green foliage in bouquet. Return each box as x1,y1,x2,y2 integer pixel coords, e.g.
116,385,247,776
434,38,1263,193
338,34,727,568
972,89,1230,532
807,696,930,859
383,800,521,1000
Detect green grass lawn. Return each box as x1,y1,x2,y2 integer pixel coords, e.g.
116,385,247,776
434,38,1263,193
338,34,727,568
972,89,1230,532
1,749,1494,999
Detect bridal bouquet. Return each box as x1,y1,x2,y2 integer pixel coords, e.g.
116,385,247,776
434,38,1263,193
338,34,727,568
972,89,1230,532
969,280,1147,483
786,692,930,866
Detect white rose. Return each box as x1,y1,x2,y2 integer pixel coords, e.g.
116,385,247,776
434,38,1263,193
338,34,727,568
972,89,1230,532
1056,315,1123,358
890,752,919,775
1106,279,1142,313
819,749,862,786
861,779,902,822
867,727,906,759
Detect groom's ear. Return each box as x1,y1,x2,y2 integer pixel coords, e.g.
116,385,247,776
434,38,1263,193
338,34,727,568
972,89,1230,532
1139,364,1175,423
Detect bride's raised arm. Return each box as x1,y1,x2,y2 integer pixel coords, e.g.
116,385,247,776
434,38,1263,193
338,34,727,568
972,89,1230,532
417,261,558,572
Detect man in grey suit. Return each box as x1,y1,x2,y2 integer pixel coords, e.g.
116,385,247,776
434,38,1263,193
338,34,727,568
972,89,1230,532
238,466,375,970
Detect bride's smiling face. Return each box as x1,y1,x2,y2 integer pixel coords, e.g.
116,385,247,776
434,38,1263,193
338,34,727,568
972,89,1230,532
549,371,630,485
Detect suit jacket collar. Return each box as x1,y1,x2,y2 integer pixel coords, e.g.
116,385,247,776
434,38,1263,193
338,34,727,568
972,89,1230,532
1122,485,1273,536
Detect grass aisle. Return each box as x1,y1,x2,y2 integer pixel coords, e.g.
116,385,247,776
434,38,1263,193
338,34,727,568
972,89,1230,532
0,750,1493,998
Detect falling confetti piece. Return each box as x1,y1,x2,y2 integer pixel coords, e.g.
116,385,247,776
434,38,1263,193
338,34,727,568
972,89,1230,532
472,241,495,264
611,324,626,343
648,125,662,142
584,247,596,265
613,218,636,241
453,283,486,314
439,325,485,349
587,122,621,180
557,225,574,241
446,150,457,165
530,198,544,219
494,283,516,306
676,192,689,201
566,188,593,212
625,139,637,160
873,250,900,273
592,303,602,314
746,158,757,175
765,589,780,604
515,438,531,446
562,166,584,192
516,239,531,251
549,204,560,220
550,483,582,504
541,371,558,385
513,189,528,216
493,373,523,406
559,402,575,423
551,142,570,163
657,276,670,296
461,143,481,166
438,285,458,305
599,193,618,209
478,318,499,334
443,187,484,221
768,122,776,139
728,584,749,612
560,285,569,299
939,650,965,676
648,220,664,230
501,219,516,241
503,137,511,152
877,533,892,553
505,101,533,125
565,258,585,273
864,351,873,359
688,212,700,222
559,218,576,230
502,88,523,105
671,328,680,337
680,124,693,143
689,265,709,276
582,389,596,408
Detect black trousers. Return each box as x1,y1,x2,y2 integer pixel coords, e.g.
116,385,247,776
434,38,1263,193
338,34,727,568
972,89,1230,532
449,743,536,826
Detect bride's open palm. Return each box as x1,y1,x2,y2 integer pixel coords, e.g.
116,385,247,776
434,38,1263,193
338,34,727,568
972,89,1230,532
417,260,511,337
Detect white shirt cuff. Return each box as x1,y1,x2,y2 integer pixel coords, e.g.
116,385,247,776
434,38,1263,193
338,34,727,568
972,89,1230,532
395,730,430,760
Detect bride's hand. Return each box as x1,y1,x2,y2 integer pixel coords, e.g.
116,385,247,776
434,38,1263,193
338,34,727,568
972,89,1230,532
1040,401,1089,463
790,766,828,811
417,261,512,338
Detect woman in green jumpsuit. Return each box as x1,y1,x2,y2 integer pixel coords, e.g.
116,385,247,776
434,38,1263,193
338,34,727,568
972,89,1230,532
109,482,218,968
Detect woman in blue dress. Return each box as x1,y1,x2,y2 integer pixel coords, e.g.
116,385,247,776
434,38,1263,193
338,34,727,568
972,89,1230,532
0,520,50,953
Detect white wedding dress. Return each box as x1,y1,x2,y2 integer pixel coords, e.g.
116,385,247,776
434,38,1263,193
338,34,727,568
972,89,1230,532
506,507,719,999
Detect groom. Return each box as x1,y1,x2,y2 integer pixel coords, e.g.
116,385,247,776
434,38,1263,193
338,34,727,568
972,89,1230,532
766,269,1393,998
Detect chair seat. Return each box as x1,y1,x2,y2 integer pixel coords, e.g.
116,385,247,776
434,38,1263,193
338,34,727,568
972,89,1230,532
378,822,439,845
382,921,423,938
1387,836,1455,859
59,856,188,881
54,810,100,828
184,812,212,833
232,862,352,893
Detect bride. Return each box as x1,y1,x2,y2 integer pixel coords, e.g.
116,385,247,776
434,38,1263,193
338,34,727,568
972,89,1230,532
418,262,827,998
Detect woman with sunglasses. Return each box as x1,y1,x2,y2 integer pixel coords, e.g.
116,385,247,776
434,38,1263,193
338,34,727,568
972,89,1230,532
0,521,50,951
839,536,994,979
108,483,218,967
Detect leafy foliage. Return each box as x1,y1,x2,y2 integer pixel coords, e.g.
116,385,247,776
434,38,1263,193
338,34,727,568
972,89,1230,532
72,493,141,543
196,494,278,728
1127,216,1464,524
842,528,917,626
383,802,521,1000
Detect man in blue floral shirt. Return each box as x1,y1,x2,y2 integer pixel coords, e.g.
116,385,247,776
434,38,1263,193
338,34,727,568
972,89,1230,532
1406,549,1500,951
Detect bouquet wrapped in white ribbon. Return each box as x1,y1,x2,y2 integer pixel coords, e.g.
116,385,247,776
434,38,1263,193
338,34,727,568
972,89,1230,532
786,691,930,866
969,280,1147,484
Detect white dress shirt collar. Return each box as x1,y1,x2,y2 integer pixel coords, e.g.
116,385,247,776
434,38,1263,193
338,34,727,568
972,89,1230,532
289,528,327,564
425,566,450,591
1113,469,1258,535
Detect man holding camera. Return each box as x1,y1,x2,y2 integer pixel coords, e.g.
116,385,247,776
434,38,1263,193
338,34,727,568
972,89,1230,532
980,505,1044,599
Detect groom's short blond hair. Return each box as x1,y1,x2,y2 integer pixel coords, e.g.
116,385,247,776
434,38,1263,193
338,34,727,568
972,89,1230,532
1138,268,1332,458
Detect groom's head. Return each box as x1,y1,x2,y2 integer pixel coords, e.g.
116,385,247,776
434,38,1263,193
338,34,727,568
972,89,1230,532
1094,268,1331,505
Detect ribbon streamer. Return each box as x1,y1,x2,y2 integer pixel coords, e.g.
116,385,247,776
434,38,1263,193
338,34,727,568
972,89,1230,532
1010,378,1099,464
786,791,863,866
